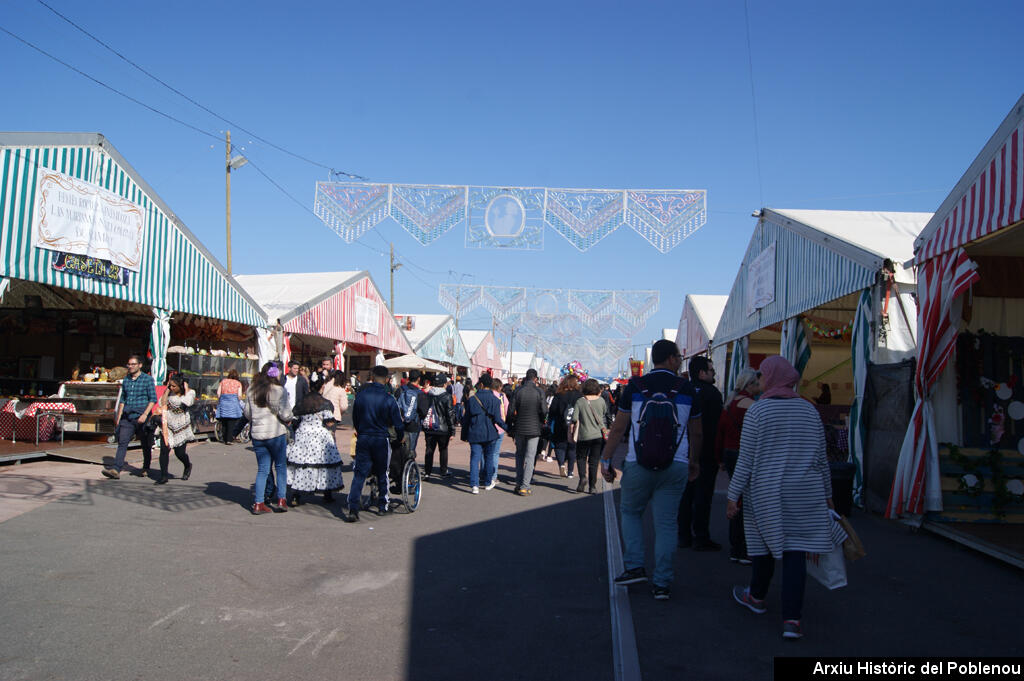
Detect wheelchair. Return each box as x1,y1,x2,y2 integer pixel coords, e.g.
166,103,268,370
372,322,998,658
360,435,422,513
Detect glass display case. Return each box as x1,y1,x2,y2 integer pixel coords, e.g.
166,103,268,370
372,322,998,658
169,351,258,435
57,381,123,435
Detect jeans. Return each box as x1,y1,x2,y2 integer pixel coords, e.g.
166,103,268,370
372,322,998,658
113,416,154,472
722,449,747,559
678,453,717,544
489,433,505,483
620,460,689,588
750,551,806,621
423,433,450,476
253,434,287,503
554,440,577,475
406,429,421,457
348,435,391,512
469,440,499,488
514,435,539,490
575,438,604,490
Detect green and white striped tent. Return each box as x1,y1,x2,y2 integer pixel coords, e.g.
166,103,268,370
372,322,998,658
1,133,268,380
711,209,929,504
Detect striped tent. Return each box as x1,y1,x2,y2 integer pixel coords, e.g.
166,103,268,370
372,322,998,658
887,94,1024,519
0,134,266,328
780,316,811,375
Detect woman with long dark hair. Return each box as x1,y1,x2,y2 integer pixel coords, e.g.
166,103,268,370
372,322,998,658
548,375,582,479
155,375,194,485
244,362,293,514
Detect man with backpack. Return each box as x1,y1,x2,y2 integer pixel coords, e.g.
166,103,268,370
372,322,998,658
397,370,427,458
601,340,702,601
419,373,456,478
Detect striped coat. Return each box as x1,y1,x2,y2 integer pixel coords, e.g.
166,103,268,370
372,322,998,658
727,398,838,559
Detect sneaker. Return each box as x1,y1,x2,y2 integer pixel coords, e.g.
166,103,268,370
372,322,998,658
516,488,532,496
101,468,120,480
471,486,479,495
782,620,803,639
613,567,648,586
484,480,497,491
733,586,767,614
567,472,574,479
730,555,753,565
342,509,360,523
692,539,722,551
559,464,568,477
651,585,671,600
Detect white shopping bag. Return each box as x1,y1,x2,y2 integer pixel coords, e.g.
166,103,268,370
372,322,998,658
806,545,847,590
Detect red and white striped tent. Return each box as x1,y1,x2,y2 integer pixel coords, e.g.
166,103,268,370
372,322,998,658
887,94,1024,518
235,271,413,369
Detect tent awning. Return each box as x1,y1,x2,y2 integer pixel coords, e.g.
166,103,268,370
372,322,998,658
712,209,930,348
915,93,1024,265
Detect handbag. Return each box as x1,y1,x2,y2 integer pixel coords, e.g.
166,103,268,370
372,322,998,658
806,545,847,590
835,513,866,561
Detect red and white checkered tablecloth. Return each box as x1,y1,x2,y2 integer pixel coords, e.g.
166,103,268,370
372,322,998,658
0,401,76,441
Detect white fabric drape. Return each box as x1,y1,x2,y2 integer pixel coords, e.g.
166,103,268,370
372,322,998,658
334,341,346,371
256,327,276,368
849,288,872,507
149,308,172,384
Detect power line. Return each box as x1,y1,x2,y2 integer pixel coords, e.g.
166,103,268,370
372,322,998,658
34,0,366,180
743,0,765,208
0,23,225,145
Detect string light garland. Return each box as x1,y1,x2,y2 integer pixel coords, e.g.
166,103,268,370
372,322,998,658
804,316,854,340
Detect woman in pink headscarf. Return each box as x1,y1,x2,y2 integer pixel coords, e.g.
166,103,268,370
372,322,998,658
726,356,838,640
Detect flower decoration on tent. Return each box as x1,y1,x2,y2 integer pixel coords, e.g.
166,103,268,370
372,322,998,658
560,360,589,382
805,317,854,340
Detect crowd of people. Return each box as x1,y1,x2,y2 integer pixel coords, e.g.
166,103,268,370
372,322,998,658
100,338,841,640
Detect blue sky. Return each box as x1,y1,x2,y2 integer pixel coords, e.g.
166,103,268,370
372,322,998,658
2,0,1022,365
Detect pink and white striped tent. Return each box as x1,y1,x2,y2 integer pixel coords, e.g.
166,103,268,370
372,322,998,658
459,330,503,381
235,271,414,359
887,94,1024,518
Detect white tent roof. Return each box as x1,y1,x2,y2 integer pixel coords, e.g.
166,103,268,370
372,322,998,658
678,294,728,357
713,209,931,348
458,330,489,356
767,209,929,282
235,271,362,323
395,313,450,349
501,351,535,376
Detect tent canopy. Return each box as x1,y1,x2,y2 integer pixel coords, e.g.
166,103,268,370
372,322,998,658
914,92,1024,265
381,354,448,372
0,133,266,328
501,351,535,377
713,209,931,348
395,313,471,366
676,294,728,358
236,271,413,355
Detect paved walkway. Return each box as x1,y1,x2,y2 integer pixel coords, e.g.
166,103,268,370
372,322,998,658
0,435,1020,680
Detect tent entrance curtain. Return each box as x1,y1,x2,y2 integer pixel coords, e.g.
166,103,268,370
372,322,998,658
256,327,276,367
848,288,872,507
887,249,979,518
149,308,172,384
725,336,748,397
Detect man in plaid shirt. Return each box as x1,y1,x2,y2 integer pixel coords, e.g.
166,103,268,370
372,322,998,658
103,354,157,480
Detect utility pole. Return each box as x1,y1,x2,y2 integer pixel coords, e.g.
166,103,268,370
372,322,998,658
389,243,402,312
225,130,232,275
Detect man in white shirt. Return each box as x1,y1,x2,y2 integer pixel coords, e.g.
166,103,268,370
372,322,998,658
280,360,309,409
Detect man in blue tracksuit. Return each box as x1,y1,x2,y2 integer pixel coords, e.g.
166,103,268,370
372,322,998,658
346,365,405,521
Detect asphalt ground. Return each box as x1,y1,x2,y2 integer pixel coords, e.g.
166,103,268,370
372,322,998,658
0,431,1020,681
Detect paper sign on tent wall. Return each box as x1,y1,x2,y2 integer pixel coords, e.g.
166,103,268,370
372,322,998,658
746,242,776,316
354,296,380,336
32,169,146,271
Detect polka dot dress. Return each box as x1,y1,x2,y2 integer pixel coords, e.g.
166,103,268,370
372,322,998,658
286,410,344,492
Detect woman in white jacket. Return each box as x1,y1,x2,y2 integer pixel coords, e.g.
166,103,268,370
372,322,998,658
244,362,293,514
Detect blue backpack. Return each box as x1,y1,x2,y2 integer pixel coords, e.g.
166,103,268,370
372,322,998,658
398,386,419,425
632,377,686,470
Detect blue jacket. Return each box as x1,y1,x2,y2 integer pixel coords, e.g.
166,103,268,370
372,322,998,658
462,389,508,443
352,382,405,438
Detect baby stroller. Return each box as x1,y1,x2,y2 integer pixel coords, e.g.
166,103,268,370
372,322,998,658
359,431,422,513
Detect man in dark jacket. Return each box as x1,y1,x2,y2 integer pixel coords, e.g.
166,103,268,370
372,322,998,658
397,369,425,458
346,365,405,521
508,368,547,496
677,356,724,550
419,374,455,478
462,373,507,494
